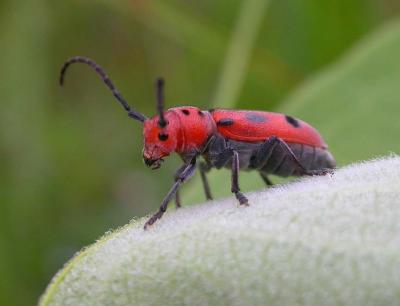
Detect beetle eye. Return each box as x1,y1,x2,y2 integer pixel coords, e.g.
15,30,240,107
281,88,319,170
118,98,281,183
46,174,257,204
158,133,169,141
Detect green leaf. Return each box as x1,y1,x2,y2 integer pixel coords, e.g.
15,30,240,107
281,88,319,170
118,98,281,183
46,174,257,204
212,0,270,107
40,156,400,305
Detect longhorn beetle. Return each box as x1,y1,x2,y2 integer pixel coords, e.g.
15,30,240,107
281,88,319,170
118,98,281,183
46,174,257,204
60,57,336,230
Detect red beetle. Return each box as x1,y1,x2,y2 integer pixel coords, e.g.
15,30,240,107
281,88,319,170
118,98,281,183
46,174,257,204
60,57,336,229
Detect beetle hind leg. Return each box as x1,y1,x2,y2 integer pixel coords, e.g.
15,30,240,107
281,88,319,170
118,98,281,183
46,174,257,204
257,136,330,177
303,168,334,176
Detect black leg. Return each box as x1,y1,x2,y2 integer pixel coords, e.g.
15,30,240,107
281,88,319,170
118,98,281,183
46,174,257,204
259,172,273,186
207,139,248,205
256,136,331,176
276,138,332,176
207,144,248,205
144,159,197,230
255,136,280,169
231,151,249,206
174,161,213,206
175,190,181,208
173,164,188,208
199,161,213,200
213,148,234,169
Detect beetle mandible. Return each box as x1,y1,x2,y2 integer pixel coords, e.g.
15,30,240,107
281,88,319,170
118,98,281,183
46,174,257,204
60,57,336,230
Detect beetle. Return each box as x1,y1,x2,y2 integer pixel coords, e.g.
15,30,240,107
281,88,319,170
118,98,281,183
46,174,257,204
60,56,336,230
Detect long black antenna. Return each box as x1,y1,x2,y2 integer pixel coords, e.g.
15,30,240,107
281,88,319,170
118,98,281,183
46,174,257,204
156,78,167,127
60,56,147,122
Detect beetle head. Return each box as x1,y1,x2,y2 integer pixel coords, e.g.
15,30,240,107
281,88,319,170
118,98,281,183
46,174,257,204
142,112,180,169
142,78,181,169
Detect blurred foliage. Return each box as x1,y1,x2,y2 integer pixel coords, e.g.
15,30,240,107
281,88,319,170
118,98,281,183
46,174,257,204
184,18,400,204
281,19,400,164
1,0,400,305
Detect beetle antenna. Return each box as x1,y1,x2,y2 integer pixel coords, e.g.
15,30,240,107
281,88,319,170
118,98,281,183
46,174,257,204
156,77,167,128
60,56,147,123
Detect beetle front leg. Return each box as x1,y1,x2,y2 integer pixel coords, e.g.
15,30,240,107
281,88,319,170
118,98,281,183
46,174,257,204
144,159,197,230
231,151,249,206
174,161,213,208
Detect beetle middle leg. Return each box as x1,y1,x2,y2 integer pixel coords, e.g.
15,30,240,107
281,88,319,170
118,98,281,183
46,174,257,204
199,161,213,200
231,151,249,206
144,159,197,229
209,146,248,206
259,172,273,186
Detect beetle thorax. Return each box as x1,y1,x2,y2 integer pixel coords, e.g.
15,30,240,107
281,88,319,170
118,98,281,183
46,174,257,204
170,107,216,154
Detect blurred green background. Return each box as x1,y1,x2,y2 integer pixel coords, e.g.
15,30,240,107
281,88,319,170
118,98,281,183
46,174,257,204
1,0,400,305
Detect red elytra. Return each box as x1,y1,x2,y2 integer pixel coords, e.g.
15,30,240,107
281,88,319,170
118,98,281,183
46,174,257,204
211,109,327,149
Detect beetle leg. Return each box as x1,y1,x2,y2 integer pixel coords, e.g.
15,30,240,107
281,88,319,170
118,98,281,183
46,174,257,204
213,148,234,168
174,161,213,206
304,168,334,176
173,164,190,208
259,172,273,186
266,137,331,176
276,138,309,174
144,159,197,230
255,136,280,169
199,161,213,200
174,191,181,208
231,150,249,206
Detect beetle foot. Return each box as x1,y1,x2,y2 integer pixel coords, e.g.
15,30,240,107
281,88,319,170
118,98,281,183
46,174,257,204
143,210,165,230
306,168,334,176
235,192,249,206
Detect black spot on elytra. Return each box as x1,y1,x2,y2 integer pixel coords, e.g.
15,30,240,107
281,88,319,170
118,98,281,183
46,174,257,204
245,113,267,123
158,133,169,141
208,108,216,113
217,118,234,126
181,109,190,115
285,115,300,128
198,110,205,116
